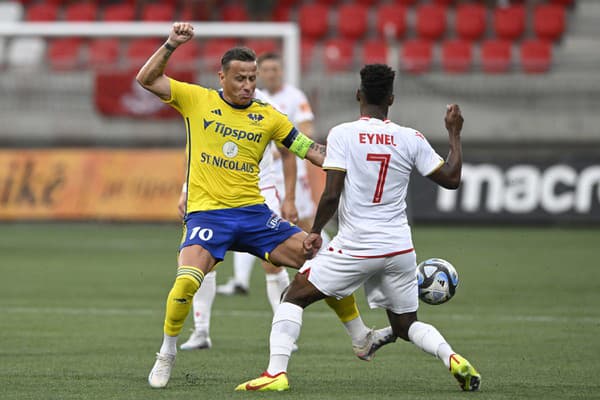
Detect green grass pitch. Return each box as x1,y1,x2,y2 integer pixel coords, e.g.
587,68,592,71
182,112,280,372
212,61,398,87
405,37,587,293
1,223,599,399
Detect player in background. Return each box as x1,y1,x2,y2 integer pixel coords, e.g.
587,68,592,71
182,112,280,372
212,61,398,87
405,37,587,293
236,64,481,392
216,52,326,296
136,23,393,389
178,88,298,350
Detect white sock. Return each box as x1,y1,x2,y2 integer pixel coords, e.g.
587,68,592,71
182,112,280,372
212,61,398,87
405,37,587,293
192,270,216,335
233,252,255,289
159,333,178,356
265,269,290,313
267,302,303,375
408,321,454,368
343,316,371,347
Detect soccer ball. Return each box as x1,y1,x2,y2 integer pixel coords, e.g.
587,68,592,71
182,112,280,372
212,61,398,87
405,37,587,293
416,258,459,305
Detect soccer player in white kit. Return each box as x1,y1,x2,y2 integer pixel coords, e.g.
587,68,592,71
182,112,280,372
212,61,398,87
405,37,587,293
216,52,328,296
236,64,481,392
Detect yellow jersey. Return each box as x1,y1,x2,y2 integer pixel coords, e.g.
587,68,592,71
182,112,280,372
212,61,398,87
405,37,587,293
164,78,296,212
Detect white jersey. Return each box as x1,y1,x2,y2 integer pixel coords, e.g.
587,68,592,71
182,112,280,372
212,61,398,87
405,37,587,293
323,117,444,256
268,84,316,217
254,88,277,190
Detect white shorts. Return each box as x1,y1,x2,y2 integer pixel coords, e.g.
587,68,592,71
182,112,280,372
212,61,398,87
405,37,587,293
275,175,315,220
300,247,419,314
261,185,281,216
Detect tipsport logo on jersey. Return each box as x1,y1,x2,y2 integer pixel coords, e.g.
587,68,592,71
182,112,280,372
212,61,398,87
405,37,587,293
203,119,263,143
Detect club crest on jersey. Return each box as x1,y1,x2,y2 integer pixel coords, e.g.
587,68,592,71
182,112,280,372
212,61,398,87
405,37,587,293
266,213,282,230
222,141,238,158
247,113,264,125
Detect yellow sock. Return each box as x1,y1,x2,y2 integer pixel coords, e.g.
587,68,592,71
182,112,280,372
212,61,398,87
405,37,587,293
325,294,360,323
163,266,204,336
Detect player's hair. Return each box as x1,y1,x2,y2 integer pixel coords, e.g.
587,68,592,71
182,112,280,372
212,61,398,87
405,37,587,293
359,64,395,105
221,47,257,71
257,52,282,66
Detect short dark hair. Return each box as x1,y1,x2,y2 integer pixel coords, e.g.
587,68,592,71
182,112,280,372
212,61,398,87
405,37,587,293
257,52,281,66
359,64,395,105
221,47,256,70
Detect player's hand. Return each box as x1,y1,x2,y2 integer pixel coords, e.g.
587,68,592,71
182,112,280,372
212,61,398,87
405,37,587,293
444,104,463,136
177,190,186,219
281,198,299,224
303,232,323,259
167,22,194,47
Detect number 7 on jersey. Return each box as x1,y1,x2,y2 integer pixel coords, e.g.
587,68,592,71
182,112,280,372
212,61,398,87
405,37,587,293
366,153,391,203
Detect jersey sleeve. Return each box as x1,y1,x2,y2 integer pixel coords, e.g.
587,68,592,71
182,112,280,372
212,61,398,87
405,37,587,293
322,127,346,171
413,131,445,176
162,78,207,115
270,106,297,144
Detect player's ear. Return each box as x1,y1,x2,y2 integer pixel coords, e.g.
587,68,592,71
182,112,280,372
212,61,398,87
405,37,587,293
218,70,225,84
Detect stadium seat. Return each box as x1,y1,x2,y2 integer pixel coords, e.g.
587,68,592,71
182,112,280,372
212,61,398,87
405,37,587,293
323,38,354,72
126,39,162,67
0,1,23,21
48,38,83,70
493,5,525,40
480,39,512,73
401,39,433,73
203,38,238,70
416,4,447,41
362,39,388,65
64,2,97,21
376,4,407,39
25,3,58,21
102,4,135,22
441,39,472,73
455,3,487,41
337,3,368,40
169,40,200,70
245,39,280,56
88,38,120,69
520,39,552,73
141,3,175,22
221,4,249,22
533,4,566,41
8,37,45,67
298,3,329,40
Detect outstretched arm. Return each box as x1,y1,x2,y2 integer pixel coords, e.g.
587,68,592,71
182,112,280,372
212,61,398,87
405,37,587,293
303,169,345,258
136,22,194,100
428,104,463,190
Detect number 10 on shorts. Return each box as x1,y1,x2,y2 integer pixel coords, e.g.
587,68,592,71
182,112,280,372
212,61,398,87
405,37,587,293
189,226,214,241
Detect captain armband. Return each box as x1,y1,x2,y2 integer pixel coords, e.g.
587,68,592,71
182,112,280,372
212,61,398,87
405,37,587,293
288,132,314,159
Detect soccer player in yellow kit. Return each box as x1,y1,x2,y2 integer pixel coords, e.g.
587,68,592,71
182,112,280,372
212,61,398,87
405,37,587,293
136,22,394,389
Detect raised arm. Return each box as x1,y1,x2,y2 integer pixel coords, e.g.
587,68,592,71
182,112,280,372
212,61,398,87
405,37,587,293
303,169,345,258
136,22,195,100
428,104,463,190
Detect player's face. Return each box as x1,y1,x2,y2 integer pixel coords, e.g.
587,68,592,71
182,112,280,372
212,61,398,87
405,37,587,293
219,60,257,105
258,59,283,93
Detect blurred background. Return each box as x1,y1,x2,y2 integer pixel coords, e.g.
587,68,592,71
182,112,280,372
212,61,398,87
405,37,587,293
0,0,598,223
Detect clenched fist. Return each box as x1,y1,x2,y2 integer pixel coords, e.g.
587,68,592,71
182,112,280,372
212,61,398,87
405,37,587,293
167,22,194,48
444,104,463,136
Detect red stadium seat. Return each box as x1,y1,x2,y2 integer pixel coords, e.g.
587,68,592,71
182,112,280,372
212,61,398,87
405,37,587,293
64,2,97,21
362,40,388,65
48,38,83,70
203,38,238,70
376,4,407,39
401,39,433,73
337,3,368,40
441,39,472,73
169,40,200,70
323,38,354,72
245,39,280,57
102,4,135,22
26,3,58,21
221,4,249,22
416,4,447,41
480,39,512,73
455,3,486,41
126,39,162,67
493,5,525,40
520,39,552,73
298,4,329,40
141,3,175,22
88,38,120,68
533,4,566,41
